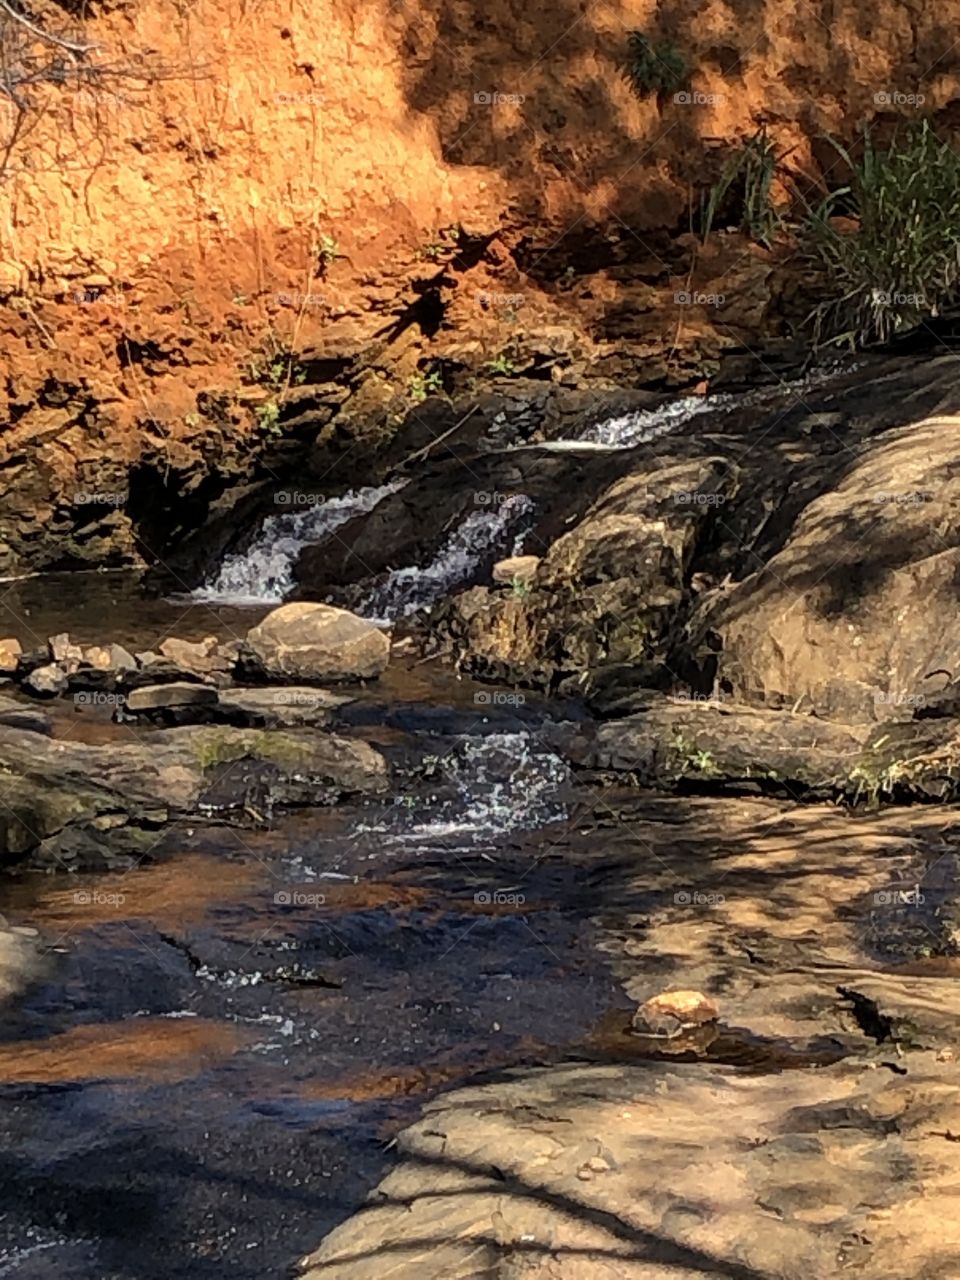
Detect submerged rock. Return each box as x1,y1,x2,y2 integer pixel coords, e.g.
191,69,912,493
0,921,51,1005
243,603,390,683
633,989,720,1037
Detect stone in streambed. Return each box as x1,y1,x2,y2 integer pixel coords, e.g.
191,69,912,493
0,639,22,675
23,663,69,698
633,989,720,1037
125,682,219,714
216,686,353,728
243,604,389,683
82,642,137,673
159,636,237,683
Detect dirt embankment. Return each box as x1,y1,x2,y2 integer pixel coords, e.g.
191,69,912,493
2,0,960,575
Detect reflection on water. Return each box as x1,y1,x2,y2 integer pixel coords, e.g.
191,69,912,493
0,1017,251,1085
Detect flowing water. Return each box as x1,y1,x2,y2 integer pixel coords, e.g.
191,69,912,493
0,371,880,1278
192,483,406,607
0,700,621,1280
355,494,534,623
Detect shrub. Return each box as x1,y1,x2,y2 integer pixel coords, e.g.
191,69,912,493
798,122,960,347
699,126,781,246
625,33,688,98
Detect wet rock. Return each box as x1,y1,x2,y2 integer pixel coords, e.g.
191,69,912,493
47,632,83,667
0,921,51,1004
82,642,137,672
243,603,390,683
125,682,220,716
633,989,720,1037
159,635,236,683
0,638,22,674
216,686,353,728
492,554,540,585
23,663,69,698
0,723,388,869
0,693,51,735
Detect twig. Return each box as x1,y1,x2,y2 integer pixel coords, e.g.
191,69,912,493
392,405,479,473
0,0,98,55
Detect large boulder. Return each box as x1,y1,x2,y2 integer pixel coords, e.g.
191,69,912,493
243,604,389,683
702,417,960,724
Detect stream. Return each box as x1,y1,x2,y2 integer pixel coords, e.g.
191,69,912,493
0,367,909,1279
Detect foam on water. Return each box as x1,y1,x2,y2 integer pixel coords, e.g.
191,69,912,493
354,730,570,852
583,393,734,448
193,482,405,605
356,494,535,623
561,362,861,451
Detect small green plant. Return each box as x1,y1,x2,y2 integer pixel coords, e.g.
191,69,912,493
256,398,281,435
407,370,443,402
625,32,688,98
798,121,960,347
510,575,531,598
486,352,517,376
700,126,781,246
418,225,460,261
317,233,340,271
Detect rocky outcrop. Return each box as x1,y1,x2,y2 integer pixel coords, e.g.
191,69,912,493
243,604,390,683
0,724,388,869
700,416,960,724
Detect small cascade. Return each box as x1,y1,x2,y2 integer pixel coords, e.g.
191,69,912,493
356,494,535,623
193,483,405,605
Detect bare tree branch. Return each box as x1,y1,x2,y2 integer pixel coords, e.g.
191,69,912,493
0,0,97,56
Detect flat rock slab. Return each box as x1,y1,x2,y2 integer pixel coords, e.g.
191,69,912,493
300,1055,960,1280
125,682,220,713
217,686,354,727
